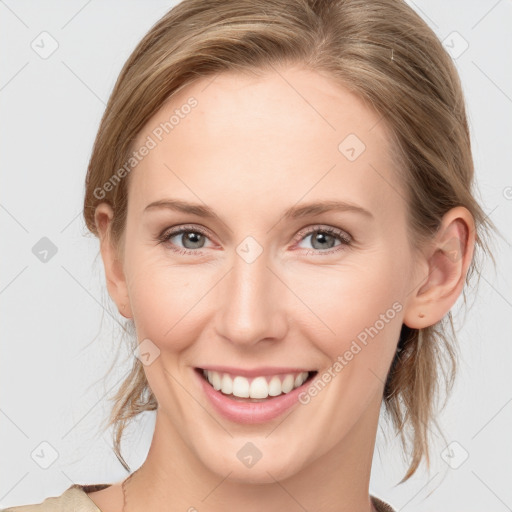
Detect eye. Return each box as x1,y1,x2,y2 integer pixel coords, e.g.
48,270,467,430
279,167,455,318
157,224,352,256
294,225,352,255
157,225,214,255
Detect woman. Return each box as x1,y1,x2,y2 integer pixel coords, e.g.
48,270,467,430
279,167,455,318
2,0,498,511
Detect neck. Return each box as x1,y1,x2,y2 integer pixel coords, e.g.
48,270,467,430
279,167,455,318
123,396,381,512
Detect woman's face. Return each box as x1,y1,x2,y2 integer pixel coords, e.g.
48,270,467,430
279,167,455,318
108,65,425,482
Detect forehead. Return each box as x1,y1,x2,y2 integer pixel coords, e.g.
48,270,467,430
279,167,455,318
129,66,406,222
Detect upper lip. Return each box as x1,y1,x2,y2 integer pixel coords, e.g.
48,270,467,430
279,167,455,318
197,366,315,378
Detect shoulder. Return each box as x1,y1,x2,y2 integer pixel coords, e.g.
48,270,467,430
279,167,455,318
0,484,110,512
2,487,393,512
371,494,396,512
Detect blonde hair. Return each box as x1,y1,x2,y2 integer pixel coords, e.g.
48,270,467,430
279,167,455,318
83,0,499,482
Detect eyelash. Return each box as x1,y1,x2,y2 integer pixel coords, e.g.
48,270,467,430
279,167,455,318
157,224,352,257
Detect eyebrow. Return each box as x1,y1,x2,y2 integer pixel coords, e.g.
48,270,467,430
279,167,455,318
144,198,374,220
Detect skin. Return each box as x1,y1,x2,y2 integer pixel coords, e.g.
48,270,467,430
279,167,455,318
89,65,475,512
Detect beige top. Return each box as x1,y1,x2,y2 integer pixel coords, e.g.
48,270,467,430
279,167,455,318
0,483,397,512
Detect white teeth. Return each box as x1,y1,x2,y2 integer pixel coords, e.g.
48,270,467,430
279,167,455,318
232,376,250,398
250,376,269,399
212,371,222,391
203,370,309,399
268,376,282,397
281,374,295,393
221,373,233,394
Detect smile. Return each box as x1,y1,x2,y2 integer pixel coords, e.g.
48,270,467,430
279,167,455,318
200,368,314,399
194,367,318,424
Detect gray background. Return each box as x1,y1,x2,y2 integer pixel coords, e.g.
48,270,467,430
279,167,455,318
1,1,511,510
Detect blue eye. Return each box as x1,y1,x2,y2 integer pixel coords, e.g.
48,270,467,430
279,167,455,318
157,224,352,256
158,225,212,255
294,226,352,255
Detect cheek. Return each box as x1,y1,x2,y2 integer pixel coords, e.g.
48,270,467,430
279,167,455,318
293,254,406,366
125,250,217,351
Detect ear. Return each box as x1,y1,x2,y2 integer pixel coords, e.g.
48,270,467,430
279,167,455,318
403,206,476,329
94,202,133,319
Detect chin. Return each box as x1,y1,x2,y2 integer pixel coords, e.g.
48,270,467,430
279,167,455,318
196,442,307,485
223,464,300,485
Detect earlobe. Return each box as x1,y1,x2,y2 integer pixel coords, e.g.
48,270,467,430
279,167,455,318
403,206,475,329
94,203,133,319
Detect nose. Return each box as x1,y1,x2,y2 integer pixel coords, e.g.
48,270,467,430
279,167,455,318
213,243,288,347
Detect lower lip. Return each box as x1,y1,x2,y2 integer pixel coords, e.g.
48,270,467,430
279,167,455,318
195,368,314,424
